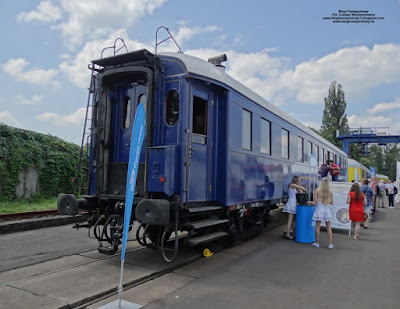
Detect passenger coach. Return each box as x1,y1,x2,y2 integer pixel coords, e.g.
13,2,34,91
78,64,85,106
58,45,348,261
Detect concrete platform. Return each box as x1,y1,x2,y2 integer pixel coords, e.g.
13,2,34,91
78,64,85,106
0,207,287,308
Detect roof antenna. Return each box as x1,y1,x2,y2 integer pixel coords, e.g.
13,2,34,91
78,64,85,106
155,26,182,55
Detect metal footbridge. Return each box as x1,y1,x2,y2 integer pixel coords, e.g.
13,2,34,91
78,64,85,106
337,127,400,155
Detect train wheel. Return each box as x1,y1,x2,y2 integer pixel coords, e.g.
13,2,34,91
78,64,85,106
160,224,179,263
136,224,157,249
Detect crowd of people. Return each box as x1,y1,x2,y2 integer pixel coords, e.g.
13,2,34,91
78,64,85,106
283,175,398,248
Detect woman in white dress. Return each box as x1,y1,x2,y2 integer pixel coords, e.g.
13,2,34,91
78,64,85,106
283,176,307,239
312,177,334,248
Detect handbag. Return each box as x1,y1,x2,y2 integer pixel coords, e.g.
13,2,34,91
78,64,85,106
296,193,309,204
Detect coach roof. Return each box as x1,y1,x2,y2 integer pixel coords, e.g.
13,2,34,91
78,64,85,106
159,51,346,157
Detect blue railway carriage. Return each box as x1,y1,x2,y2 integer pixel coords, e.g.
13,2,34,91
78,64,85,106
58,48,348,261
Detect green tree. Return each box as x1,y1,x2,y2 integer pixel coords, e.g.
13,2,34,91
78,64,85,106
382,145,400,180
320,81,349,148
359,157,371,169
366,144,385,173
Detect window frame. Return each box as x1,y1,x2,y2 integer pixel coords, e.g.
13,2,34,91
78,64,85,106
297,136,304,162
260,118,271,155
281,128,289,159
122,96,131,130
165,89,180,126
242,109,252,151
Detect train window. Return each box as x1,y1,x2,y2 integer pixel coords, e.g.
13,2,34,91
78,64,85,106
260,118,270,154
297,137,304,162
316,145,320,165
320,148,324,165
138,94,147,114
166,90,179,126
122,96,131,129
193,96,207,135
242,109,252,150
308,142,313,162
341,158,344,170
281,129,289,159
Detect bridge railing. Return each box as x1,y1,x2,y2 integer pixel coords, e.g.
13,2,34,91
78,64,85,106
337,127,397,137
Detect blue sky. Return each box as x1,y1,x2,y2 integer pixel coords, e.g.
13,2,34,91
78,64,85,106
1,0,399,145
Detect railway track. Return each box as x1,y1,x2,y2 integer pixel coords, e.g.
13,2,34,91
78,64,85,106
0,209,59,221
0,210,89,234
0,233,203,308
0,208,286,308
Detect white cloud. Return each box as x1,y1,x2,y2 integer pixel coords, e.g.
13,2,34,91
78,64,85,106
17,1,62,24
348,114,400,131
24,0,167,48
185,43,400,108
0,111,20,127
302,121,321,131
233,34,242,45
173,26,221,46
227,50,287,100
277,44,400,104
2,58,59,86
152,25,221,53
59,30,152,88
59,24,223,88
16,94,43,105
35,107,87,127
367,98,400,114
181,47,288,103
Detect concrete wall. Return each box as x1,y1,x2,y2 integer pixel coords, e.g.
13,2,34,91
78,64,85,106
16,167,39,198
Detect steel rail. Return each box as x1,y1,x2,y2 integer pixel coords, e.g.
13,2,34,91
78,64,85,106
0,209,59,221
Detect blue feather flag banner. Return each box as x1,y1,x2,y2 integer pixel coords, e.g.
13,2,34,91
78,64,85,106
121,103,145,261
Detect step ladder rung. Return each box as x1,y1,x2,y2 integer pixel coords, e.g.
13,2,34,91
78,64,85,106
184,206,223,213
183,219,229,230
187,231,228,247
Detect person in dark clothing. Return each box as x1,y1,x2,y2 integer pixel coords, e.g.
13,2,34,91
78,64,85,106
327,160,340,181
319,161,329,178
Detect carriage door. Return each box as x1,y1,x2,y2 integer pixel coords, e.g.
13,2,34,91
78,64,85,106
108,83,147,195
187,88,212,201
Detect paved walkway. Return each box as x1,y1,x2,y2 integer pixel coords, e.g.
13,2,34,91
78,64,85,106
1,206,399,308
93,206,400,308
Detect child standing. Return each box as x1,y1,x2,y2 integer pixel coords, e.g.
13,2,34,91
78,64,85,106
282,176,307,240
312,177,334,248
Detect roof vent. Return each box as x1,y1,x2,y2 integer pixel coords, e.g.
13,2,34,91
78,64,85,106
208,54,227,69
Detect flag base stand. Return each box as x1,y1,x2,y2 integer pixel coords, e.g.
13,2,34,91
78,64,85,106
98,299,142,309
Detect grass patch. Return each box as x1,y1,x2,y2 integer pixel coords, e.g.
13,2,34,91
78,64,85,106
0,198,57,214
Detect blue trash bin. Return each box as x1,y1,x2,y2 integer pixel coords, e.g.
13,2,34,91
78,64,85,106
295,205,316,243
